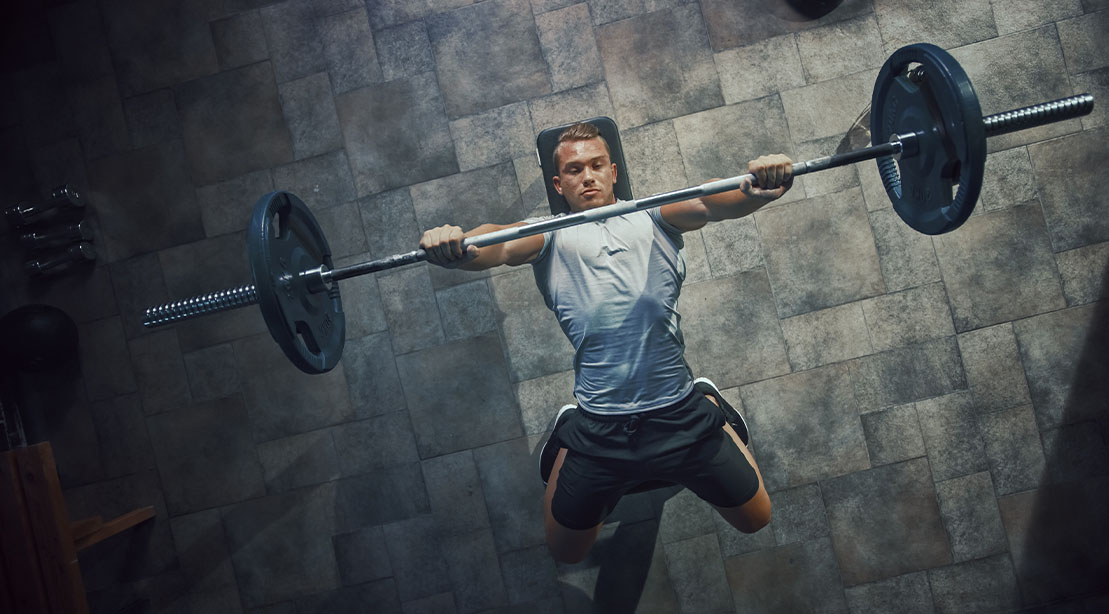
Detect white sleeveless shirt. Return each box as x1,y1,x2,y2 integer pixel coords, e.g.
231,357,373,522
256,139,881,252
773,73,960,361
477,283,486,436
530,205,695,414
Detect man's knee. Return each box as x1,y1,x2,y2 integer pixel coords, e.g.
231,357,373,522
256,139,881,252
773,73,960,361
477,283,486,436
545,525,598,564
734,505,772,534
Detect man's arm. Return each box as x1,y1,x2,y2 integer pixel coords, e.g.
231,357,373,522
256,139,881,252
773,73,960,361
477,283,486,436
420,222,545,270
661,154,794,232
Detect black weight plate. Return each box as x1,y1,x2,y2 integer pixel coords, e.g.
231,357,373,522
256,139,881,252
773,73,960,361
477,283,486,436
248,192,345,374
871,43,986,235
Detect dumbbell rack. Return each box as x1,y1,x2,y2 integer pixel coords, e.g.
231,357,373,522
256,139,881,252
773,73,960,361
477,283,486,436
2,185,96,280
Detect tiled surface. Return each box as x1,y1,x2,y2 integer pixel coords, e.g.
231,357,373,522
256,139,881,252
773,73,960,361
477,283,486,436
1,2,1103,612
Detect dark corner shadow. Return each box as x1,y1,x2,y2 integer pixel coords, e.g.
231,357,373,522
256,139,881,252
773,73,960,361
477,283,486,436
1015,258,1109,607
759,0,846,23
528,413,682,614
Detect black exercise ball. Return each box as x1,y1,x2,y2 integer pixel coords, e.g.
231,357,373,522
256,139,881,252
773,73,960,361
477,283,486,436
0,304,79,372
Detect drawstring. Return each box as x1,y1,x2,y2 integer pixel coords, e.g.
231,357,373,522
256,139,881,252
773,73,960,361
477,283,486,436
624,414,641,437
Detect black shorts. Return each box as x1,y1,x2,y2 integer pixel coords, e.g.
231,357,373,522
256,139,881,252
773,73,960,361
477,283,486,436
551,390,761,530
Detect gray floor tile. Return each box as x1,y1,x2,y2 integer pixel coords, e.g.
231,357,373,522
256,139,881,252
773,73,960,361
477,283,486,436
1058,10,1109,74
916,392,989,483
663,533,732,614
714,34,804,105
195,170,274,238
935,472,1008,563
427,0,550,119
401,592,457,614
86,141,206,262
319,7,381,95
176,62,294,186
1055,241,1109,306
110,253,171,340
700,216,763,279
124,89,180,150
673,95,794,190
769,483,830,546
952,26,1077,153
395,334,523,458
620,120,687,199
271,149,357,211
222,482,340,608
598,5,721,129
979,147,1036,213
335,72,457,196
332,412,419,476
233,332,354,442
441,529,509,613
957,324,1032,414
80,316,138,401
332,253,389,340
310,200,367,259
515,370,576,436
100,0,220,96
128,328,191,415
378,266,447,355
861,403,927,467
1012,302,1107,430
474,437,546,553
724,537,848,613
277,73,343,162
793,134,860,199
740,363,869,492
860,283,954,352
366,0,472,31
90,393,156,479
715,510,777,558
850,337,967,411
490,267,575,382
1028,128,1109,252
183,344,241,403
823,458,952,586
992,0,1083,36
211,10,269,71
294,579,401,613
332,525,391,586
147,394,265,514
1041,420,1109,484
681,270,791,390
927,554,1021,614
422,451,491,536
655,488,717,546
342,330,406,418
170,509,236,592
336,463,430,530
780,69,875,144
527,82,616,135
999,477,1109,605
448,102,534,173
1073,66,1109,131
358,188,422,261
383,515,452,602
979,404,1047,496
374,21,434,82
700,0,872,51
500,545,561,607
259,0,327,83
780,302,873,372
537,3,604,93
436,279,497,341
843,571,935,614
257,430,339,493
796,15,884,84
757,188,884,318
874,0,996,51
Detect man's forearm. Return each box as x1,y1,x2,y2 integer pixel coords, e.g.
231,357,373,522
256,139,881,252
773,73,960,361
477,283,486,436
702,187,774,221
457,223,514,271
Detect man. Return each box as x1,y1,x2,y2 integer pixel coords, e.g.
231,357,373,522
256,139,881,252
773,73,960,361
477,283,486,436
420,122,793,563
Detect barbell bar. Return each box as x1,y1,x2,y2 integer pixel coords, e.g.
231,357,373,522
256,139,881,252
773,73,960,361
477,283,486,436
142,43,1095,374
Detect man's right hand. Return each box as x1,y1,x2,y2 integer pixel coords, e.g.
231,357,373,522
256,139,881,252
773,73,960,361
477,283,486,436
420,224,479,268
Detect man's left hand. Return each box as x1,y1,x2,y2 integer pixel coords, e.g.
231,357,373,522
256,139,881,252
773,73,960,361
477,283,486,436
742,154,794,201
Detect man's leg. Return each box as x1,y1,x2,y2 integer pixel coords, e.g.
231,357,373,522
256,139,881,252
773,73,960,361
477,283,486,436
704,395,772,533
543,448,603,563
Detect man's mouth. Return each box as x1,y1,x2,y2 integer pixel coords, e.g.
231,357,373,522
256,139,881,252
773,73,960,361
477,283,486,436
582,189,599,197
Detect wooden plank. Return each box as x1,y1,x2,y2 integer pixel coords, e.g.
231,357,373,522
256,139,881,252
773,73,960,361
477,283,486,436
69,517,103,543
15,443,89,614
0,450,49,613
74,507,155,551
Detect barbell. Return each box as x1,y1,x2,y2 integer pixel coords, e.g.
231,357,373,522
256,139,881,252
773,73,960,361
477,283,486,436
142,43,1094,374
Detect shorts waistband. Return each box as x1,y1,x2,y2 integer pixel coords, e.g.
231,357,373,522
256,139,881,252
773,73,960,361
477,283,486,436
576,387,699,423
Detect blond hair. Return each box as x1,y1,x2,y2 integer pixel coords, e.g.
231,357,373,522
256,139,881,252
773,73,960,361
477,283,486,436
552,123,611,171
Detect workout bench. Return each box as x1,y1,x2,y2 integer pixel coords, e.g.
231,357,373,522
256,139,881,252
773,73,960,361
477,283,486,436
0,442,155,614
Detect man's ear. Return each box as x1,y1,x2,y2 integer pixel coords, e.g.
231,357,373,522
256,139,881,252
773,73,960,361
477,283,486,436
552,174,563,195
611,163,618,183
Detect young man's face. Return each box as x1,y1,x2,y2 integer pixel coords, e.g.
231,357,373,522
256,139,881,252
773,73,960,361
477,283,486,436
552,138,618,212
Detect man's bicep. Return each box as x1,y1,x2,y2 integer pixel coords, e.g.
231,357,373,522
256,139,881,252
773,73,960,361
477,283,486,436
660,199,711,232
504,232,547,266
